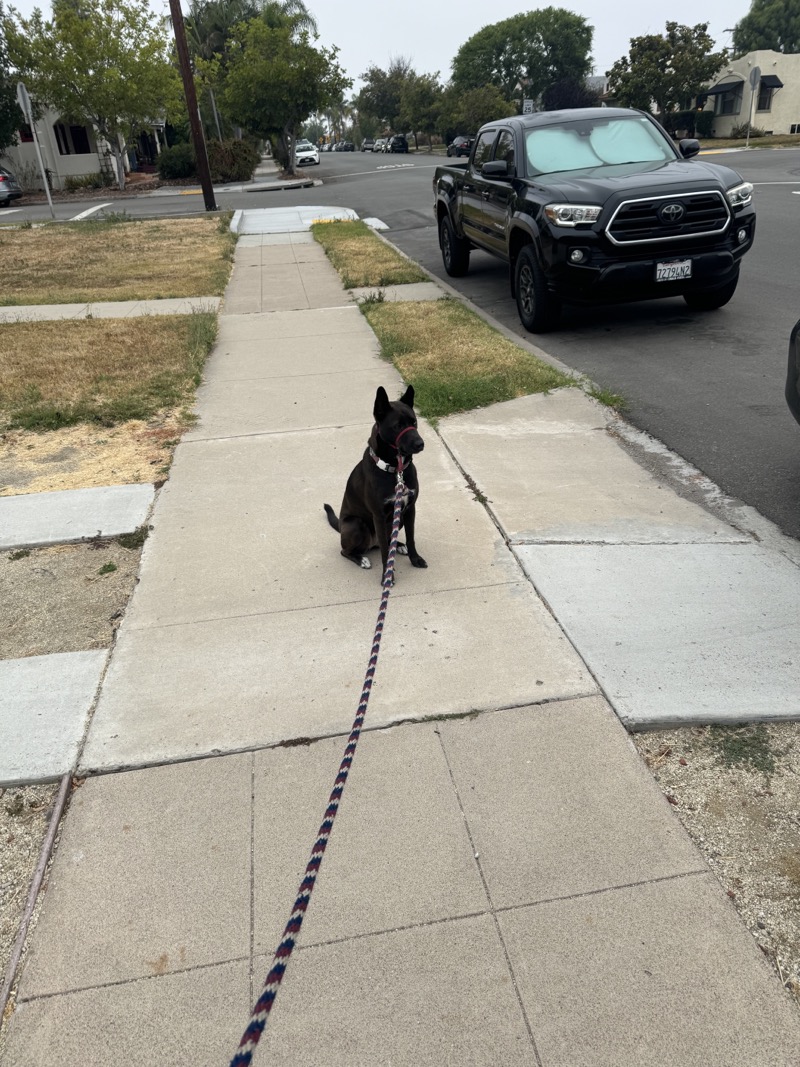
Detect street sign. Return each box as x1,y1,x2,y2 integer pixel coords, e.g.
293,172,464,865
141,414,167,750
522,99,534,115
749,66,761,90
16,81,33,126
16,80,55,218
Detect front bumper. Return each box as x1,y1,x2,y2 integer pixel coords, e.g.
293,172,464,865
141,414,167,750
541,208,755,303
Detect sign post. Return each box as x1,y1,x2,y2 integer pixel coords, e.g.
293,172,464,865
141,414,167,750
746,66,761,150
16,81,55,218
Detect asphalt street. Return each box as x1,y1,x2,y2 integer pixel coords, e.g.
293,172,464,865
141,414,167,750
7,146,800,539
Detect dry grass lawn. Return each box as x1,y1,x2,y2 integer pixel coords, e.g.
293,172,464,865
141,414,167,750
0,313,217,431
362,297,574,419
0,217,236,305
312,220,427,288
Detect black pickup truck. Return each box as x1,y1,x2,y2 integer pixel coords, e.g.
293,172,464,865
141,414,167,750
433,108,756,332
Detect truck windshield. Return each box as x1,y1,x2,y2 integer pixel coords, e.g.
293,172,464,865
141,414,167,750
525,116,674,176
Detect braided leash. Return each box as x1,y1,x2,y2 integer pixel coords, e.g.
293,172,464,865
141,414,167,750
231,456,407,1067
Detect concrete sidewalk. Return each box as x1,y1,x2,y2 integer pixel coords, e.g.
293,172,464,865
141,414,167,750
3,215,800,1065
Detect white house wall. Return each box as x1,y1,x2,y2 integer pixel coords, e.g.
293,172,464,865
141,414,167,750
706,50,800,137
1,107,103,191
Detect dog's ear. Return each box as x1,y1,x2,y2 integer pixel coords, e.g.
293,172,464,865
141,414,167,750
373,386,391,421
398,384,415,409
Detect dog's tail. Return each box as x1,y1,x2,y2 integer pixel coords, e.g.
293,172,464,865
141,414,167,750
323,504,340,532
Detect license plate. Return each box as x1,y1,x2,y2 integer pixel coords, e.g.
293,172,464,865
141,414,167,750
656,259,692,281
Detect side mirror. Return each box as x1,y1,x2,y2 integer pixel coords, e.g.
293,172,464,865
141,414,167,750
679,138,701,159
786,318,800,426
481,160,511,179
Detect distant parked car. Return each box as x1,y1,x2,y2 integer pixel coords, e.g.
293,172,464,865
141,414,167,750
295,142,320,166
342,141,355,151
0,165,22,206
361,138,375,151
447,135,474,158
787,318,800,426
373,138,388,153
388,135,409,153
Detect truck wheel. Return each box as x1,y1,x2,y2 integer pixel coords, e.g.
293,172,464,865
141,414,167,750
683,269,739,311
515,245,560,332
440,216,470,277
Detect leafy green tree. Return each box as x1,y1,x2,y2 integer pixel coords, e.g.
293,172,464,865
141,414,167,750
451,9,593,106
223,21,350,172
5,0,181,189
0,4,23,153
438,83,516,140
542,77,601,111
733,0,800,55
400,72,443,148
356,56,415,131
607,22,727,115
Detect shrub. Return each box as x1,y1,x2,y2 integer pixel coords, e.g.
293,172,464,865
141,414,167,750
695,110,714,138
157,143,196,180
63,172,113,192
207,139,260,182
730,121,766,139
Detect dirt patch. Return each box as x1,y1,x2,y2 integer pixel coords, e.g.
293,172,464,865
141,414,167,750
0,784,59,998
1,539,143,659
634,723,800,1003
0,414,183,496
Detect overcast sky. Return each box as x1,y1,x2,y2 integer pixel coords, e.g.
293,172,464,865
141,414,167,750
11,0,753,89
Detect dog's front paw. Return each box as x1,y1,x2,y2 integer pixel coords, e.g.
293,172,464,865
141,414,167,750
410,555,428,569
359,556,372,569
396,541,408,556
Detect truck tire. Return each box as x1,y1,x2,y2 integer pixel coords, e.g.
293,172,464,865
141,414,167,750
683,268,739,311
440,215,470,277
515,245,561,332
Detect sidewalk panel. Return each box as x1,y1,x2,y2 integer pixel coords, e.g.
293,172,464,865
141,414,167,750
217,306,365,338
252,724,488,953
517,542,800,727
255,917,538,1066
122,426,521,628
202,332,382,380
79,583,595,772
3,959,248,1067
183,367,401,440
17,754,252,997
0,482,155,550
439,697,704,909
440,391,746,544
499,874,800,1066
0,650,107,785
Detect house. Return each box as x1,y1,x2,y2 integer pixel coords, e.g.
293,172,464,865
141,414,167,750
1,106,165,191
699,50,800,136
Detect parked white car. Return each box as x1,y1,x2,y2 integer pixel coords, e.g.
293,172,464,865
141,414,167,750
295,142,320,166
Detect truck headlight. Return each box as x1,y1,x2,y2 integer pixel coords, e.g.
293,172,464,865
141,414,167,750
544,203,602,226
726,182,753,207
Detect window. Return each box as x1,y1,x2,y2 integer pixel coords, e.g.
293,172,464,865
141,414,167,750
757,74,783,112
19,123,33,143
53,122,93,155
525,115,672,177
471,130,495,171
494,130,515,170
716,83,742,116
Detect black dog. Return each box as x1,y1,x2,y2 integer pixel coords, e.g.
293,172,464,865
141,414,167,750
324,385,427,578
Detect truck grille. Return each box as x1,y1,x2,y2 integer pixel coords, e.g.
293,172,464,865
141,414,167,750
606,190,730,245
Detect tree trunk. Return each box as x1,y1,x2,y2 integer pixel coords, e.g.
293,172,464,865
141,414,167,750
208,88,223,141
111,142,127,191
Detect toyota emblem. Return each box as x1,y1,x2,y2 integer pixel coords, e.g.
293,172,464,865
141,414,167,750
659,202,685,224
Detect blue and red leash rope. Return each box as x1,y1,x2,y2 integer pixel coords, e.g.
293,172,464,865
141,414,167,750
231,457,407,1067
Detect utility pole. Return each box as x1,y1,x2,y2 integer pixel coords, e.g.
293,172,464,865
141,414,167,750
168,0,217,212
